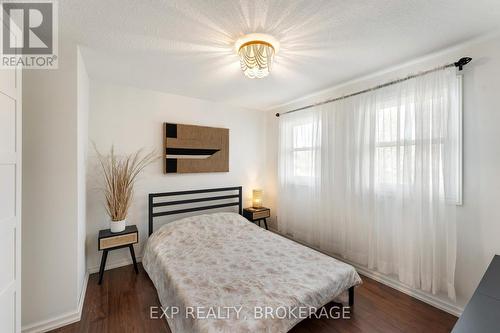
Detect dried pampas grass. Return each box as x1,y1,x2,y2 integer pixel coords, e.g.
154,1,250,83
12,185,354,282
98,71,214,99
94,144,159,221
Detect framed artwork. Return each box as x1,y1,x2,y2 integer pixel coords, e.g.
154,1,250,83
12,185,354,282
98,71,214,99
164,123,229,173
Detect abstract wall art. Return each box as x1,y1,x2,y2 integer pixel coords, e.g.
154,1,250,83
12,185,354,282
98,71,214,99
163,123,229,173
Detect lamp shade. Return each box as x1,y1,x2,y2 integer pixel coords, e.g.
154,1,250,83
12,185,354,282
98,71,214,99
252,189,263,208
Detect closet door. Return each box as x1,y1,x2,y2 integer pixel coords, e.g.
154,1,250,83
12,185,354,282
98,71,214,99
0,64,22,332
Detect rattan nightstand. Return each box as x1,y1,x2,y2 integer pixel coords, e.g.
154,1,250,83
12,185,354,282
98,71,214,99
98,225,138,284
243,207,270,230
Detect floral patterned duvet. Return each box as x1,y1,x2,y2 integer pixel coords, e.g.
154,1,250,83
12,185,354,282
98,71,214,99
142,212,361,333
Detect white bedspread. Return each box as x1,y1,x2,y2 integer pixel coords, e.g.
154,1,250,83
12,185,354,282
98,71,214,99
143,212,361,333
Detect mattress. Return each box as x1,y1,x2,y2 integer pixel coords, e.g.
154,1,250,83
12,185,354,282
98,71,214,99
142,212,361,333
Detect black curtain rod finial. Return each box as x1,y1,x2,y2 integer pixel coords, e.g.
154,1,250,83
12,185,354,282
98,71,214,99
455,57,472,71
275,113,280,117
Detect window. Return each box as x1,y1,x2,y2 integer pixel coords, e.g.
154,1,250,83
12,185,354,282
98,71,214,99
283,119,320,185
374,76,463,204
374,102,418,190
280,71,462,205
292,123,315,178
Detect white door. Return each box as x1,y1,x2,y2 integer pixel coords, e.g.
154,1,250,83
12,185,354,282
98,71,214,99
0,64,22,331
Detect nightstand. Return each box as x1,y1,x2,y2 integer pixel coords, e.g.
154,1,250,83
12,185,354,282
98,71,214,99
243,207,270,230
98,225,139,284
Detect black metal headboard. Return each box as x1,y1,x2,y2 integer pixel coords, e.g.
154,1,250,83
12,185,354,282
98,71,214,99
148,186,243,236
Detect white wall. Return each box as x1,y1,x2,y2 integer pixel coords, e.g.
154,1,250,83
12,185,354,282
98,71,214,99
86,81,270,271
76,47,89,300
268,32,500,311
263,111,279,229
22,41,88,331
22,42,78,327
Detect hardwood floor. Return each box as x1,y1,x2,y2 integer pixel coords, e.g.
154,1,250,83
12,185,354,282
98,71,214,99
51,264,457,333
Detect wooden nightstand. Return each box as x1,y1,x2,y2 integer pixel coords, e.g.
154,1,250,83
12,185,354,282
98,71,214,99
243,207,270,230
98,225,139,284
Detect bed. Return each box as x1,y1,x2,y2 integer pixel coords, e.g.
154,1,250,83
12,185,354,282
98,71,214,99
143,186,361,333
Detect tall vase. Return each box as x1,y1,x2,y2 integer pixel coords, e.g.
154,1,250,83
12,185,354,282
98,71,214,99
110,219,126,233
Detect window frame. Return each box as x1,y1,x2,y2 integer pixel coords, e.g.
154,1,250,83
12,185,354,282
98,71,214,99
373,75,463,205
288,120,319,184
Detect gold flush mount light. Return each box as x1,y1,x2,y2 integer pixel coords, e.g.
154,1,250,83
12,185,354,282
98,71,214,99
235,33,279,79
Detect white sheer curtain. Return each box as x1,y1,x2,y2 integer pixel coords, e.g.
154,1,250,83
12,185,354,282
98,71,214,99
278,67,460,299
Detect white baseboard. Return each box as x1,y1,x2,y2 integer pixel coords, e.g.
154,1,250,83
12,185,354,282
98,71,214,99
21,272,89,333
21,257,143,333
349,262,463,316
87,255,143,274
272,230,463,317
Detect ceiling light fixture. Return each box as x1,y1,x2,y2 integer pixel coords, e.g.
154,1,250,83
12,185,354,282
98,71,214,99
235,33,279,79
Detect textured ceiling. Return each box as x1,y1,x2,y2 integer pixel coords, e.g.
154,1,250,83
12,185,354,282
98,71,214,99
62,0,500,110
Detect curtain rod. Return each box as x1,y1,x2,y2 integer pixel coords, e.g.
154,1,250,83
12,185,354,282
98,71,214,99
275,57,472,117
